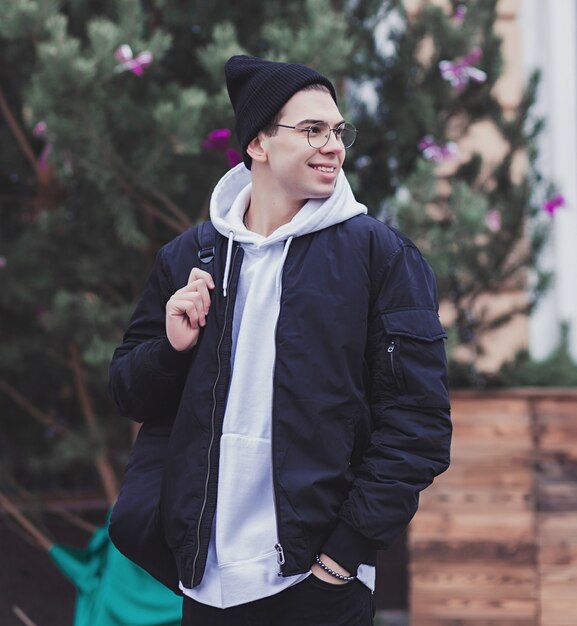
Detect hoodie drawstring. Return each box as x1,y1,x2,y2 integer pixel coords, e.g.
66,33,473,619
222,231,235,297
275,236,293,299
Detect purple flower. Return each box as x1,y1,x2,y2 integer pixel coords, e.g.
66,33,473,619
202,128,233,151
33,121,47,137
202,129,241,169
225,148,242,168
542,194,565,217
453,4,467,23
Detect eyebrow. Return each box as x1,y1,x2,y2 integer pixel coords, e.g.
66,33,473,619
295,118,347,127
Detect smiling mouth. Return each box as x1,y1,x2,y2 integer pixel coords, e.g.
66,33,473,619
311,165,336,173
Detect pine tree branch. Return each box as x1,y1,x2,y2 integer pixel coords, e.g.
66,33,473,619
68,342,99,430
12,606,39,626
0,87,40,178
0,378,71,437
86,122,192,232
68,342,119,504
90,129,192,231
137,196,189,234
10,481,99,534
47,505,98,534
111,164,190,234
137,182,192,231
0,492,53,552
117,165,192,231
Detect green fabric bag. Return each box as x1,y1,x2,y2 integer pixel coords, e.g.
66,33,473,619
49,520,182,626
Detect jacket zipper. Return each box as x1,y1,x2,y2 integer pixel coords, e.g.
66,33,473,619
271,271,286,576
387,340,402,390
275,543,285,575
190,245,240,586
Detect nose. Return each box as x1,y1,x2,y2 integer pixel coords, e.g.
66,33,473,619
320,130,345,154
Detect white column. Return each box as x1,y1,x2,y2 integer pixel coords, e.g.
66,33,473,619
520,0,577,361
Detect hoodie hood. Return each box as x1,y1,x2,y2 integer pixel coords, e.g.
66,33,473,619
209,163,367,296
209,163,368,246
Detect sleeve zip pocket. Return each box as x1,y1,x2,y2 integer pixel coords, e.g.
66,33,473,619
387,340,402,390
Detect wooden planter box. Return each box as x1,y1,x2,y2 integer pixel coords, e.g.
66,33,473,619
408,388,577,626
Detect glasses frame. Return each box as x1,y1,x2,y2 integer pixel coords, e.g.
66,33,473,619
271,121,357,149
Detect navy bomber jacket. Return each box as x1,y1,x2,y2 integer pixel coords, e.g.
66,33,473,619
108,214,452,592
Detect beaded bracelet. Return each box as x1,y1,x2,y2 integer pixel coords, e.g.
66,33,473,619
314,554,356,582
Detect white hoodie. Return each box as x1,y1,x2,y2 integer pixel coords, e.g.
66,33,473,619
181,163,370,608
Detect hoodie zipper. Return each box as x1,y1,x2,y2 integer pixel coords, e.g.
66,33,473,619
190,245,240,587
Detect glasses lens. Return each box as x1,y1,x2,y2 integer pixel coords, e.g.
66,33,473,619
305,122,331,149
303,122,358,148
339,123,357,148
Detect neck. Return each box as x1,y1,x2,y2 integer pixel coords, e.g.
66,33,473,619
244,176,306,237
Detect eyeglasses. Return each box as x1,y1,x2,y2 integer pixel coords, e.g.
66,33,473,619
271,121,357,149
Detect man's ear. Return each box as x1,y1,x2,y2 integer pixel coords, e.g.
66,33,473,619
246,134,268,164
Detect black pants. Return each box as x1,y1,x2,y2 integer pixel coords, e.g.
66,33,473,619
181,575,374,626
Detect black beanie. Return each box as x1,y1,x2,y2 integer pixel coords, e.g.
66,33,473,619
224,55,337,169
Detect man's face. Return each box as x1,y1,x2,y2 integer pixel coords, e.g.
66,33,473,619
258,89,346,206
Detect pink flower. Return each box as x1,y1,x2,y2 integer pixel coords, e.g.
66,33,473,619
439,47,487,92
0,256,6,269
114,45,153,76
418,135,458,162
32,121,52,170
485,209,501,232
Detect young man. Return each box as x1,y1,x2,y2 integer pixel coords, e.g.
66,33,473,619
109,55,451,626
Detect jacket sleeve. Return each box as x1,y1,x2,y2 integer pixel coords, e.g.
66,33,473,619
108,245,193,422
322,241,452,573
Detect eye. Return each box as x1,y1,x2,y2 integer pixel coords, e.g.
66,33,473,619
334,123,348,137
307,124,324,135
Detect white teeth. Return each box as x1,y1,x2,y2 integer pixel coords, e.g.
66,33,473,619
313,165,335,173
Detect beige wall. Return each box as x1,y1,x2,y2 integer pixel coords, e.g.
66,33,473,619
405,0,531,372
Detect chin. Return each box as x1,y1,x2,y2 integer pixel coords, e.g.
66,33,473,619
311,185,337,199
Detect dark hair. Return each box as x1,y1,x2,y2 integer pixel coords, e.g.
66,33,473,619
261,83,332,137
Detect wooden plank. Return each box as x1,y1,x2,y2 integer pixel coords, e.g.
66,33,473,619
540,600,577,626
410,511,534,542
451,398,530,422
534,398,577,420
410,540,536,565
451,418,533,446
418,485,534,512
536,400,577,457
411,615,536,626
538,482,577,512
410,594,537,620
410,564,536,597
539,542,577,567
539,426,577,454
434,461,533,487
538,512,577,541
541,565,577,587
443,449,534,466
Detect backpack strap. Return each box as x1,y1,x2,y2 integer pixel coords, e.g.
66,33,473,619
197,221,217,276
